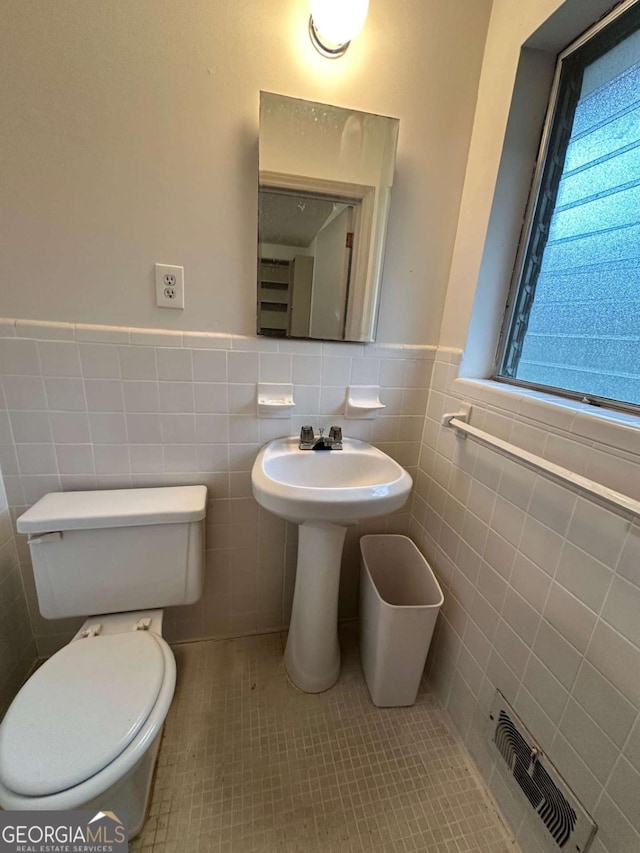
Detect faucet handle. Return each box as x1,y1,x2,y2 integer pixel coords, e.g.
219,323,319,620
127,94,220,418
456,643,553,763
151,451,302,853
329,425,342,444
300,425,314,444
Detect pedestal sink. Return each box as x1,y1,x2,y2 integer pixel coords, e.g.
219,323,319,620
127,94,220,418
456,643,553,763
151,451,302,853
251,436,413,692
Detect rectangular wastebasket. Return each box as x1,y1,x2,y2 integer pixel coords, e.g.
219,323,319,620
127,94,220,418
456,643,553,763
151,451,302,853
359,535,444,707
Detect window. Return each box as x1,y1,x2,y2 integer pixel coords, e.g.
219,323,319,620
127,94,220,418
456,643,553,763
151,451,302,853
496,0,640,411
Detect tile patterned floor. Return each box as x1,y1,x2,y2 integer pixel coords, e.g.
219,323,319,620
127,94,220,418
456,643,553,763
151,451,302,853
131,626,518,852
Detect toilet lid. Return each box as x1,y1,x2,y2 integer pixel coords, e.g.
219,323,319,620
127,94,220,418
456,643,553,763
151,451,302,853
0,631,165,797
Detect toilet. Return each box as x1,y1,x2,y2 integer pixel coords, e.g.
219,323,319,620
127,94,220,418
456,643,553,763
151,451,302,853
0,485,207,836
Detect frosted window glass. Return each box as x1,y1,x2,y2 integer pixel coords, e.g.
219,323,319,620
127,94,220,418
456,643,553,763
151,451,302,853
504,21,640,408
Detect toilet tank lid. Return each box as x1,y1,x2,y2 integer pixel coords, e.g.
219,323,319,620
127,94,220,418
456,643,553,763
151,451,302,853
17,485,208,533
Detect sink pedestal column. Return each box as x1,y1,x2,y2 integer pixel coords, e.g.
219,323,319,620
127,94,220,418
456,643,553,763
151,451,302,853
284,521,347,693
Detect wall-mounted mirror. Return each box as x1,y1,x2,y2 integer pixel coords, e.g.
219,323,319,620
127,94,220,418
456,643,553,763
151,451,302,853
258,92,399,342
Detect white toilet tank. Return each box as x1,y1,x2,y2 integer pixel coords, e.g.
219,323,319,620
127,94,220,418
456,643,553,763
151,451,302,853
17,486,207,619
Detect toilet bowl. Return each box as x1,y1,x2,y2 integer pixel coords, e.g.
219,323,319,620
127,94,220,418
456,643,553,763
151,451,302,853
0,611,173,835
0,486,207,837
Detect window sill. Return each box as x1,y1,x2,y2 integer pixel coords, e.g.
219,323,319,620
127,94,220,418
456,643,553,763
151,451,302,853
452,377,640,457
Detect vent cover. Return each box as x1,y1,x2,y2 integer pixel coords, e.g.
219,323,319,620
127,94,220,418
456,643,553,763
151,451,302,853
489,691,596,851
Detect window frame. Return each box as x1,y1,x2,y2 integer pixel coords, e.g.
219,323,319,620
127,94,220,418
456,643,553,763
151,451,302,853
494,0,640,416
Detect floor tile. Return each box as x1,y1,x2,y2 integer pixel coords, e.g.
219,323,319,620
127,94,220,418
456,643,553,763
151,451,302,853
131,626,518,852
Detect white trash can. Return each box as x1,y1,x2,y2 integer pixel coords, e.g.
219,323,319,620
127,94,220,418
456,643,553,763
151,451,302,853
360,534,444,707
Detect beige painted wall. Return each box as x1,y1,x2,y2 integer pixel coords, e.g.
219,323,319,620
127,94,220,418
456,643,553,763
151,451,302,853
1,0,490,345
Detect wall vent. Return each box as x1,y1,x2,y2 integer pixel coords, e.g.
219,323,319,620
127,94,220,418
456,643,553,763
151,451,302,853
489,691,597,851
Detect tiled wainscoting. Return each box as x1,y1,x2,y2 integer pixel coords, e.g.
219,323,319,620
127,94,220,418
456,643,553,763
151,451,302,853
0,477,36,717
409,348,640,853
0,318,433,657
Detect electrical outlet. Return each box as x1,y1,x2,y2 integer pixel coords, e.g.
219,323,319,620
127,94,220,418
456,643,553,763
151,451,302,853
155,264,185,309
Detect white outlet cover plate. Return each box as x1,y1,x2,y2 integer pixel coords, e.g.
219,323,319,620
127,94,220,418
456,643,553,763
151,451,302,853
155,263,185,309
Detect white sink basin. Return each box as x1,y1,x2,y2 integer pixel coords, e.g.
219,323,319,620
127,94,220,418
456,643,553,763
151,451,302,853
251,437,412,525
251,436,413,693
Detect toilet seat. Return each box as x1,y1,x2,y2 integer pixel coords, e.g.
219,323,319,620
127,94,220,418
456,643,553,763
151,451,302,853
0,631,165,797
0,628,176,810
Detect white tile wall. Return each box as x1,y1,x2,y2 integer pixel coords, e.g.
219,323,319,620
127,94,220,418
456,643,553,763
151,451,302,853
0,318,434,658
0,474,36,718
410,347,640,853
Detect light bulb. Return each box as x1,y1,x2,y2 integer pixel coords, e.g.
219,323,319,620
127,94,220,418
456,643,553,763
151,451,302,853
309,0,369,58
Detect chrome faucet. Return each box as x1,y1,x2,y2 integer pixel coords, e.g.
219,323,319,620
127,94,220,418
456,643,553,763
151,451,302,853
299,426,343,450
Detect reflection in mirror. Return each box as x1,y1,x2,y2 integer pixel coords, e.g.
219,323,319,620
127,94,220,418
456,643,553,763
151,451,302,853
258,93,399,342
259,190,355,339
